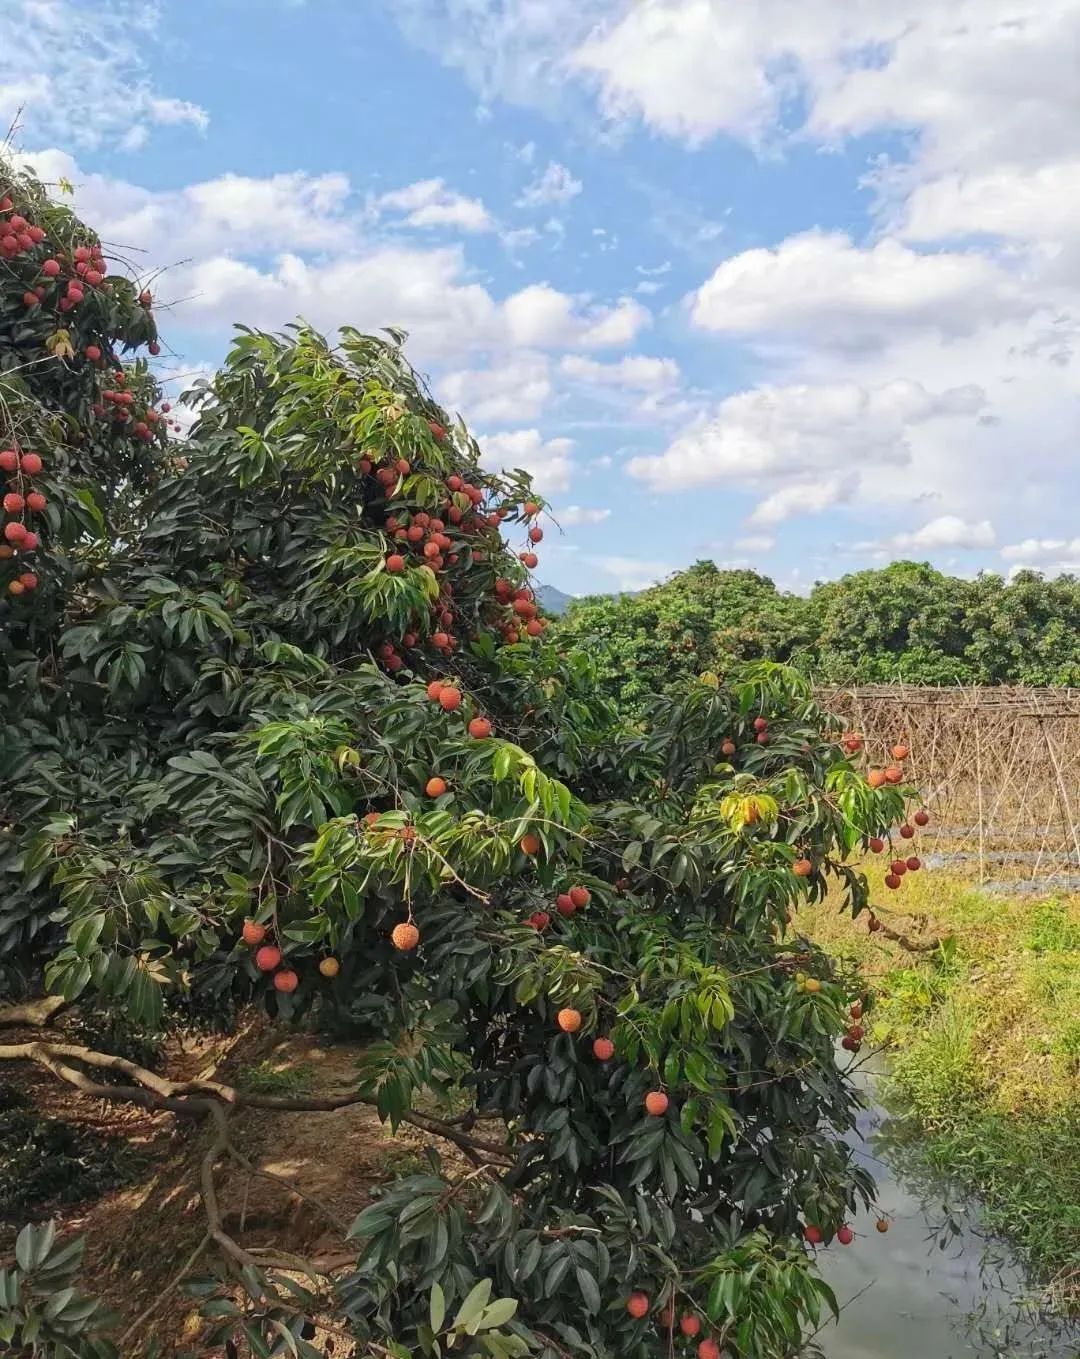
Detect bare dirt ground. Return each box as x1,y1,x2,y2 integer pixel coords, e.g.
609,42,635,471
1,1015,458,1355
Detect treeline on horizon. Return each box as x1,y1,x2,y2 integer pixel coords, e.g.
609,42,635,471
552,560,1080,712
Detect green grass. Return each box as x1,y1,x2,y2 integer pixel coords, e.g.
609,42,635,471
804,865,1080,1312
235,1059,317,1097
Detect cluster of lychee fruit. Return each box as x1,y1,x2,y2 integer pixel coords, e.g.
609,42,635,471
864,740,910,789
867,805,930,891
804,1215,890,1246
719,715,772,757
239,918,339,993
0,447,45,596
526,883,590,932
2,196,109,317
91,367,177,438
626,1294,723,1357
2,195,157,345
372,455,551,663
840,997,865,1053
622,1203,891,1339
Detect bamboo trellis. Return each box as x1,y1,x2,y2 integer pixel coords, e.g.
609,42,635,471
816,685,1080,880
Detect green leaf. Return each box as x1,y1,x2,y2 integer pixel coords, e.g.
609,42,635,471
453,1279,492,1332
430,1281,447,1333
574,1267,601,1315
478,1297,518,1330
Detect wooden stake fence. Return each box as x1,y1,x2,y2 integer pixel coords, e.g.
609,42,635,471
816,685,1080,880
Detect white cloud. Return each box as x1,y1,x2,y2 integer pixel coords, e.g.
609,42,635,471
735,535,775,552
179,248,502,362
555,506,612,526
385,0,1080,549
479,429,575,494
587,554,674,591
636,280,664,295
0,0,209,150
899,162,1080,245
577,298,651,348
145,96,209,132
1000,537,1080,561
853,516,998,553
748,475,858,526
389,0,601,113
1006,560,1080,581
570,2,782,146
20,150,648,366
501,226,542,254
17,149,358,258
371,178,494,232
627,379,986,493
391,1,1080,180
517,160,583,208
805,2,1080,179
690,231,1030,345
560,354,680,392
439,353,553,424
504,286,649,350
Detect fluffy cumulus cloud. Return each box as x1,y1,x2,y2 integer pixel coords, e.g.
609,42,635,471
1000,537,1080,561
503,286,649,351
390,0,1076,162
516,161,583,208
689,231,1031,346
570,2,782,147
19,150,650,366
554,505,611,526
479,429,575,494
628,379,986,497
586,554,674,591
16,148,359,259
439,352,553,424
748,475,859,527
370,178,494,232
387,0,1080,551
0,0,209,150
559,353,680,392
852,516,998,553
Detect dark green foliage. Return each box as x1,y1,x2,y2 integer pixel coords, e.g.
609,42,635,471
0,1085,137,1222
554,560,1080,713
0,1221,120,1355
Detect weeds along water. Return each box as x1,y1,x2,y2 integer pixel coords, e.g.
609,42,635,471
804,862,1080,1318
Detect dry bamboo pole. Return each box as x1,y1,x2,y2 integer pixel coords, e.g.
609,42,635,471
814,684,1080,880
1037,692,1080,871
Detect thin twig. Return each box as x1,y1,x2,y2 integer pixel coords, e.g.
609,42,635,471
118,1231,211,1346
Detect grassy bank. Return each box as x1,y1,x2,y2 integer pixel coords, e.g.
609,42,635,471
804,862,1080,1313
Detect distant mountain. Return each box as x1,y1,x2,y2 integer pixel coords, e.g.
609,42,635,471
536,583,574,615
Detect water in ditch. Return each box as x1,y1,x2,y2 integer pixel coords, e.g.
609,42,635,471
817,1056,1078,1358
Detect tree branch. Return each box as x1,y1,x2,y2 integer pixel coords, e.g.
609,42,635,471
0,1039,513,1163
0,995,67,1028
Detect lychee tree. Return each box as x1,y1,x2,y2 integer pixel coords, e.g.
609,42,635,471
0,162,920,1359
0,151,170,973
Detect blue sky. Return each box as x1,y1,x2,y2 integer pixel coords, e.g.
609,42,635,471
3,0,1078,594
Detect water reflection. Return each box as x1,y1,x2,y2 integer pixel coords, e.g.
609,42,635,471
817,1059,1078,1358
